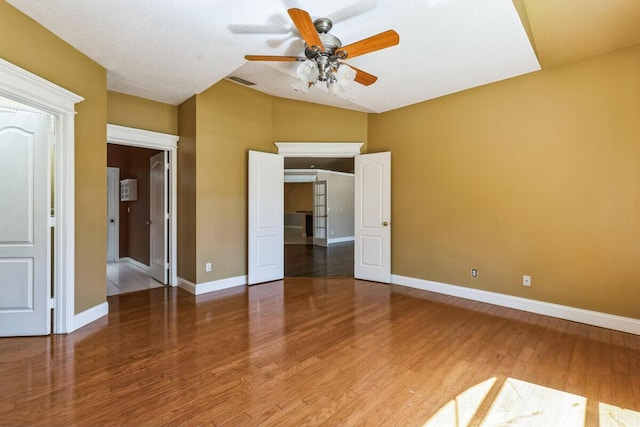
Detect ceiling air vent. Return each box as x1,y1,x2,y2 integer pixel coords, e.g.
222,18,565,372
227,76,256,86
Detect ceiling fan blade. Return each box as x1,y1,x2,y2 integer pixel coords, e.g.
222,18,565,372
245,55,305,62
288,8,324,51
336,29,399,59
344,64,378,86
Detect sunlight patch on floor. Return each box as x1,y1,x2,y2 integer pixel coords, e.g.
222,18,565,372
599,403,640,427
480,378,586,426
424,377,497,427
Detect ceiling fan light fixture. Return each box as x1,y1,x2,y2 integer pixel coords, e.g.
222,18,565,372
296,60,319,83
328,80,343,96
336,65,356,87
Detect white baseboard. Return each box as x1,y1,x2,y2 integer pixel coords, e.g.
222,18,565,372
178,275,247,296
391,274,640,335
328,236,355,244
119,257,150,272
73,301,109,332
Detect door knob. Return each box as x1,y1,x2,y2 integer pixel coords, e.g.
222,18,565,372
145,220,152,225
383,221,389,227
109,219,114,223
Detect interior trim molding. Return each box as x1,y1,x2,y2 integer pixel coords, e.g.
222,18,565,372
107,124,179,149
178,275,247,296
275,142,363,157
0,57,84,334
107,124,179,287
73,302,109,332
328,236,355,244
392,274,640,335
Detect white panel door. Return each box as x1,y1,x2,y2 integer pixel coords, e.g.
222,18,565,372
248,151,284,285
106,167,119,263
313,180,328,247
149,151,167,284
0,111,50,336
355,152,391,283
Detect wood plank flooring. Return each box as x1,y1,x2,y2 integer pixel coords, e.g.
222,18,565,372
1,279,639,426
285,242,354,277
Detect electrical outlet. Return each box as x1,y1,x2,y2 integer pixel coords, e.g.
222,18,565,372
205,262,212,272
471,268,478,278
523,275,531,286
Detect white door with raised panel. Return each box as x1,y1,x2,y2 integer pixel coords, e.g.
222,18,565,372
248,151,284,285
313,180,328,247
106,167,119,263
149,151,167,284
355,152,391,283
0,111,50,336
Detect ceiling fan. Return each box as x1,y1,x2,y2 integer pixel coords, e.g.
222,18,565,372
244,8,399,95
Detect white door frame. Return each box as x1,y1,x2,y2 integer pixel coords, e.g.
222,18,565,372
106,124,179,286
106,167,120,262
0,58,83,334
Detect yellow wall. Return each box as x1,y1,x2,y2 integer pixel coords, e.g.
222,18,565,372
182,81,369,283
285,183,313,212
107,91,178,135
272,97,368,150
177,96,197,282
0,1,107,313
194,81,274,283
368,45,640,319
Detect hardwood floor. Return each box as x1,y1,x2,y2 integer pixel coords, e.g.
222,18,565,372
285,242,354,277
1,279,639,426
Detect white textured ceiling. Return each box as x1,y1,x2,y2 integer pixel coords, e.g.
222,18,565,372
7,0,541,113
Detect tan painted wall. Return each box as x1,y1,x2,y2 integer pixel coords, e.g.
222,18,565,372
177,96,197,282
272,97,368,151
368,45,640,319
107,91,178,135
186,82,370,283
284,183,313,212
0,2,107,313
194,81,274,283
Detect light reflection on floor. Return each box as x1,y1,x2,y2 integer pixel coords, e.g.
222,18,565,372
423,377,639,427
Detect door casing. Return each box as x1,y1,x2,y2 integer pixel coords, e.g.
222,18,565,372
106,124,179,286
0,58,83,334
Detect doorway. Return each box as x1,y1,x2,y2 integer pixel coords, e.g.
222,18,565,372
0,57,82,335
106,124,179,290
248,143,391,286
106,144,166,295
283,166,355,278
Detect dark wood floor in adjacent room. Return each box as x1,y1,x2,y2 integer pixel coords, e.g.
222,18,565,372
285,241,354,277
1,279,639,426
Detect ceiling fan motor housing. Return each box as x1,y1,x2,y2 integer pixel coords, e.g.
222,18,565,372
305,33,342,58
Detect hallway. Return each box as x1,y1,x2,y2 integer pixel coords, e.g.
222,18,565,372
106,261,164,296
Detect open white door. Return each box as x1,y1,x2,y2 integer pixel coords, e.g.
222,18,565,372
248,151,284,285
106,167,119,263
355,152,391,283
149,151,167,284
0,111,50,336
313,180,328,247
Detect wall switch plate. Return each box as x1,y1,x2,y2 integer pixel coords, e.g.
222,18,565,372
205,262,212,272
523,275,531,286
471,268,478,277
